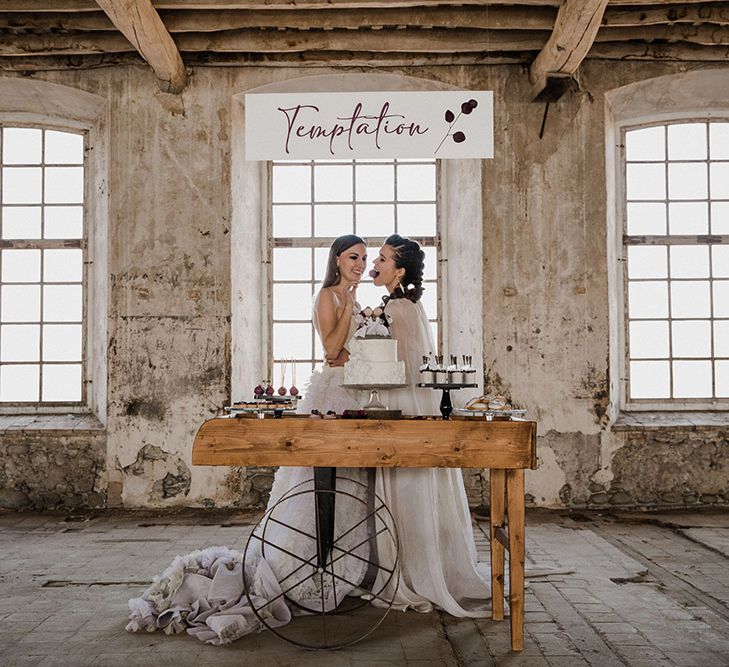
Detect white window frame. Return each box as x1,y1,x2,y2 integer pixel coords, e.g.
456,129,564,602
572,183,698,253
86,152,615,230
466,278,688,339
231,74,483,407
619,119,729,411
606,69,729,416
0,78,108,422
0,123,88,408
266,157,442,384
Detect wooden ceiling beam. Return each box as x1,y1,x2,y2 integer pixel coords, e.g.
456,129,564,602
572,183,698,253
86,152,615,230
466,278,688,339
589,40,729,60
529,0,609,102
0,6,557,32
7,5,729,33
0,11,115,30
604,3,729,28
0,52,529,72
607,0,729,5
5,27,729,59
94,0,186,92
595,23,729,45
7,20,729,48
0,30,131,53
4,42,729,70
0,0,562,10
0,27,549,54
4,0,729,13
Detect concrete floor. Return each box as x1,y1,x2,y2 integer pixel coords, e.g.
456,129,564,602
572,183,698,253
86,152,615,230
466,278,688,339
1,508,729,667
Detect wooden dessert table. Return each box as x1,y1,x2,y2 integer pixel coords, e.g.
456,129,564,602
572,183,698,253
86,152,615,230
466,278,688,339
192,415,538,651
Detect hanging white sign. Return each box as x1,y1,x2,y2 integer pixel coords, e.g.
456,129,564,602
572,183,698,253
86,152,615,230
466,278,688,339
245,90,493,160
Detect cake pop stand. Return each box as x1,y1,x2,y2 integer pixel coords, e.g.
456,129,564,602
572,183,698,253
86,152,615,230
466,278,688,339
226,395,300,419
416,382,479,420
341,384,407,411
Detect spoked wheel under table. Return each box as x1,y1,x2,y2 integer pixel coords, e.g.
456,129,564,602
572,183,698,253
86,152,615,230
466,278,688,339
242,466,400,649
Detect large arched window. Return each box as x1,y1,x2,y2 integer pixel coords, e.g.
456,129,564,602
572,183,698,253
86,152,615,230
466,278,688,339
623,121,729,406
1,126,86,404
606,70,729,413
0,77,107,420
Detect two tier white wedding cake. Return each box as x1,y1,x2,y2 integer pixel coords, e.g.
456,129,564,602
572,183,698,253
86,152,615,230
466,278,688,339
343,306,406,386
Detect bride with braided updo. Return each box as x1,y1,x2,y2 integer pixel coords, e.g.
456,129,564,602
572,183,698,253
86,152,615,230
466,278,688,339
371,234,491,616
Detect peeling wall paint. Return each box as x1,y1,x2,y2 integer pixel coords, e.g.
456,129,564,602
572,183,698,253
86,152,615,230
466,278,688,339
606,428,729,507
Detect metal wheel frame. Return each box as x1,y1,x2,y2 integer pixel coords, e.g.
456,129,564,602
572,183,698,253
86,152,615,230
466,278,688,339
242,473,400,649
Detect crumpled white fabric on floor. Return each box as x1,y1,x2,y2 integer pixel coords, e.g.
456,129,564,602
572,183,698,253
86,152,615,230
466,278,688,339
126,466,371,644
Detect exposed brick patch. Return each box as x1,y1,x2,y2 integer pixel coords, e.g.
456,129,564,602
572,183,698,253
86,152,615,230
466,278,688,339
0,433,106,511
608,428,729,509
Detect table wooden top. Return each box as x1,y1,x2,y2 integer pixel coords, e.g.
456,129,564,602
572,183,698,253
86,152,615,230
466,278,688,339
192,415,537,469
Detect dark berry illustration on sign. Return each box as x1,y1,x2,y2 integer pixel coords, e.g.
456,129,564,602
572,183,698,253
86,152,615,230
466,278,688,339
436,98,478,154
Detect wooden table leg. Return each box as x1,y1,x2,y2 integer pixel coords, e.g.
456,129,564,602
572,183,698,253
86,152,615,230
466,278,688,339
489,468,506,621
506,468,525,652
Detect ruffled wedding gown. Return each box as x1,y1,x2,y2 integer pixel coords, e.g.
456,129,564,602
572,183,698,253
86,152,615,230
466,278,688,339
374,297,491,616
126,292,369,644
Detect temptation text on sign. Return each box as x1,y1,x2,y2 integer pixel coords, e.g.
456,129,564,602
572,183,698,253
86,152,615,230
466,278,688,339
278,102,429,155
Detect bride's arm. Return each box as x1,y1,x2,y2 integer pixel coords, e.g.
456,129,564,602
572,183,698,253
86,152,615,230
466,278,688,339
316,288,355,361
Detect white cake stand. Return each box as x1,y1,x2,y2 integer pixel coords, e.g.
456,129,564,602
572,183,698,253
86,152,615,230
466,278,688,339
341,383,407,410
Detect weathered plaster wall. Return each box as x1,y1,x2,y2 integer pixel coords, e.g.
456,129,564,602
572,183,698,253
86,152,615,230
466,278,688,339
0,60,726,512
478,60,729,510
608,427,729,507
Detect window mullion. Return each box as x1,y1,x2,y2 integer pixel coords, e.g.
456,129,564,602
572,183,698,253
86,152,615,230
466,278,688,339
38,128,45,403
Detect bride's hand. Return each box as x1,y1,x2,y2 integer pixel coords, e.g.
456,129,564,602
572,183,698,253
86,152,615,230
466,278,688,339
326,349,349,367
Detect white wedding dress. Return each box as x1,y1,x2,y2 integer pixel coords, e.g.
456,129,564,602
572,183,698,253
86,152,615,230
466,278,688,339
127,293,489,644
127,291,369,644
374,297,491,616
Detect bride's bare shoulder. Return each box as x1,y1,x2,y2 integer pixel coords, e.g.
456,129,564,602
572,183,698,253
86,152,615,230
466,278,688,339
314,287,340,313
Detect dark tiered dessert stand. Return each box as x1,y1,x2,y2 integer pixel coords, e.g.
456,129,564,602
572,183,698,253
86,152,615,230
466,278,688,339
417,381,478,419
